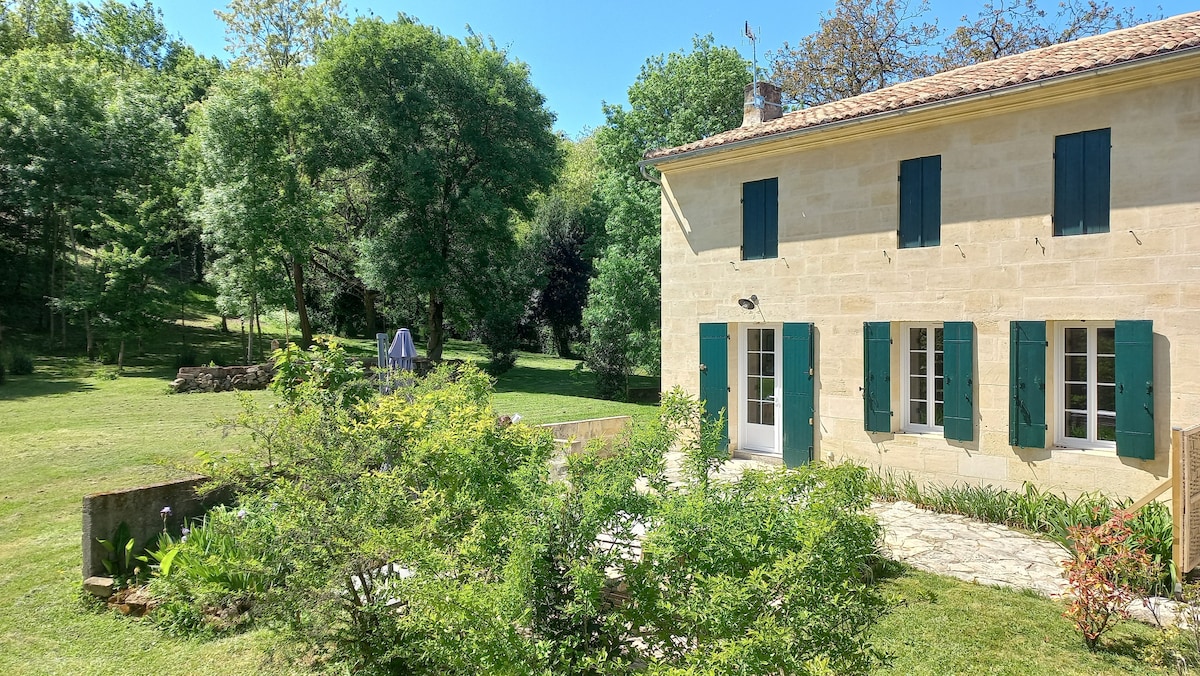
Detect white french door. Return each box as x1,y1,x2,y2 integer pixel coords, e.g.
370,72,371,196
740,324,781,454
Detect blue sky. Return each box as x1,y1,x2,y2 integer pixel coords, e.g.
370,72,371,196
141,1,1191,137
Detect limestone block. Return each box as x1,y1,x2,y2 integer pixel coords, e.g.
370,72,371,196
958,453,1009,482
83,576,114,599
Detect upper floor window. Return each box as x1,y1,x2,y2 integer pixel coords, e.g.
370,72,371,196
742,177,778,260
1053,128,1110,236
898,155,940,248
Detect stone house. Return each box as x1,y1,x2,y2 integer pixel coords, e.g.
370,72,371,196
642,13,1200,499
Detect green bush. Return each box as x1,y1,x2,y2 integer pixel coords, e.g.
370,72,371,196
0,359,6,385
7,351,33,375
171,368,885,675
172,349,200,370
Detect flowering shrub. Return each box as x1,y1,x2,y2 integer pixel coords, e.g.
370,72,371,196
1062,510,1158,651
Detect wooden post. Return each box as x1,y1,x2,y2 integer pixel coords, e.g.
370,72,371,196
1173,426,1184,589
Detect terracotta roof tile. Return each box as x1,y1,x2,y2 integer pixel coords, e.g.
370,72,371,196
645,12,1200,161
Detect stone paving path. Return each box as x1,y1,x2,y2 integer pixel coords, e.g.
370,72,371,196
870,500,1070,598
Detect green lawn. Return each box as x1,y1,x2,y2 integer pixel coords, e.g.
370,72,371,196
0,320,1168,674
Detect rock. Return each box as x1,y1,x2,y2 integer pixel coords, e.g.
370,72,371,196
117,587,158,617
83,576,115,599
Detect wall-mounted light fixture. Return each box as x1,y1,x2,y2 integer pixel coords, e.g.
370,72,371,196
738,295,759,310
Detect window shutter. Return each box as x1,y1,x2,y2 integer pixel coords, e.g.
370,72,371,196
700,324,724,451
922,156,941,246
943,321,974,442
742,180,765,260
898,159,922,248
1082,128,1111,234
699,323,730,450
763,177,778,259
863,322,891,433
1115,320,1154,459
1009,321,1047,448
1054,133,1085,236
782,322,814,467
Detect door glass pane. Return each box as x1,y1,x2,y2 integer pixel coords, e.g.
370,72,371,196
747,376,758,400
761,329,775,352
934,328,943,352
1097,384,1115,413
761,402,775,426
910,327,926,350
760,377,775,400
912,376,927,400
1065,383,1088,410
934,402,944,426
1065,328,1088,353
1066,412,1088,439
1096,356,1115,384
1066,356,1088,382
1097,328,1114,355
762,353,775,377
748,353,761,377
911,351,927,376
747,402,760,424
1097,414,1116,441
934,376,944,402
748,329,761,352
910,401,927,425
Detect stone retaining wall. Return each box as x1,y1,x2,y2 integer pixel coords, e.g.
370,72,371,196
171,364,275,393
82,477,233,579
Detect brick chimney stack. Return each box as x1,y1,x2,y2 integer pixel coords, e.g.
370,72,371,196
741,81,783,126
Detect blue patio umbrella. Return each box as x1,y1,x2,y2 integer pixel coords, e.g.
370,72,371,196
387,328,417,372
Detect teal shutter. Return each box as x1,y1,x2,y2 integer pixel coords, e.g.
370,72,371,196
742,178,778,260
863,322,891,433
782,322,814,467
899,156,940,248
1009,321,1047,448
1115,320,1154,459
942,322,974,442
762,177,778,259
1054,133,1085,236
699,323,729,450
1082,129,1110,234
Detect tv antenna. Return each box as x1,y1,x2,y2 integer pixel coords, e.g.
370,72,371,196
744,21,763,109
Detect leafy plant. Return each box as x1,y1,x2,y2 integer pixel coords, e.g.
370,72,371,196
97,522,138,584
1062,511,1158,651
7,350,33,375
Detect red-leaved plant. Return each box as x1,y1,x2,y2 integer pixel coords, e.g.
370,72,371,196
1062,509,1157,651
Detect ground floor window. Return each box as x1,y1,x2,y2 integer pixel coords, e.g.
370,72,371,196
902,324,943,433
1057,322,1116,448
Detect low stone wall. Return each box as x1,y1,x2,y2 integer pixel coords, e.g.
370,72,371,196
171,364,275,394
82,476,233,579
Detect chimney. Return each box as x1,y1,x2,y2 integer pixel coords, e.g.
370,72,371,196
741,81,783,127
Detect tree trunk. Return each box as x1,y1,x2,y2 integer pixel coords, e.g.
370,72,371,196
221,315,229,333
117,338,125,370
84,310,93,359
364,290,377,338
291,256,313,348
427,290,445,362
554,325,572,359
255,312,264,362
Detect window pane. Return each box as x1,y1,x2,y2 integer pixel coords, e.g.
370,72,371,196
748,353,761,377
934,350,943,377
911,327,926,351
911,401,927,425
761,329,775,352
934,402,944,426
1097,415,1116,441
762,353,775,377
1097,384,1115,413
761,402,775,426
911,376,927,400
911,351,927,376
748,329,761,352
934,328,943,352
1065,383,1088,410
748,402,760,424
1066,412,1088,439
1097,356,1115,384
1066,355,1088,382
1065,328,1088,353
1097,328,1115,355
934,376,944,402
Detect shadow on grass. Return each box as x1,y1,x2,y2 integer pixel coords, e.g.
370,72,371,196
0,374,94,400
493,362,658,401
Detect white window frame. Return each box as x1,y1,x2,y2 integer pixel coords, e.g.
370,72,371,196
1054,321,1117,450
900,323,944,434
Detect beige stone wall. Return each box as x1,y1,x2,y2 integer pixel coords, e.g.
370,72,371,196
659,70,1200,499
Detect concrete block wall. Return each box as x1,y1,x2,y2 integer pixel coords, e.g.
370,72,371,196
659,68,1200,499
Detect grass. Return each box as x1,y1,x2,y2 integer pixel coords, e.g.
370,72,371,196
0,302,1169,674
871,568,1166,675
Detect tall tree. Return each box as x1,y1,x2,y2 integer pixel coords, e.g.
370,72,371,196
585,36,749,398
941,0,1146,68
308,18,560,361
0,0,73,57
215,0,346,76
769,0,940,107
